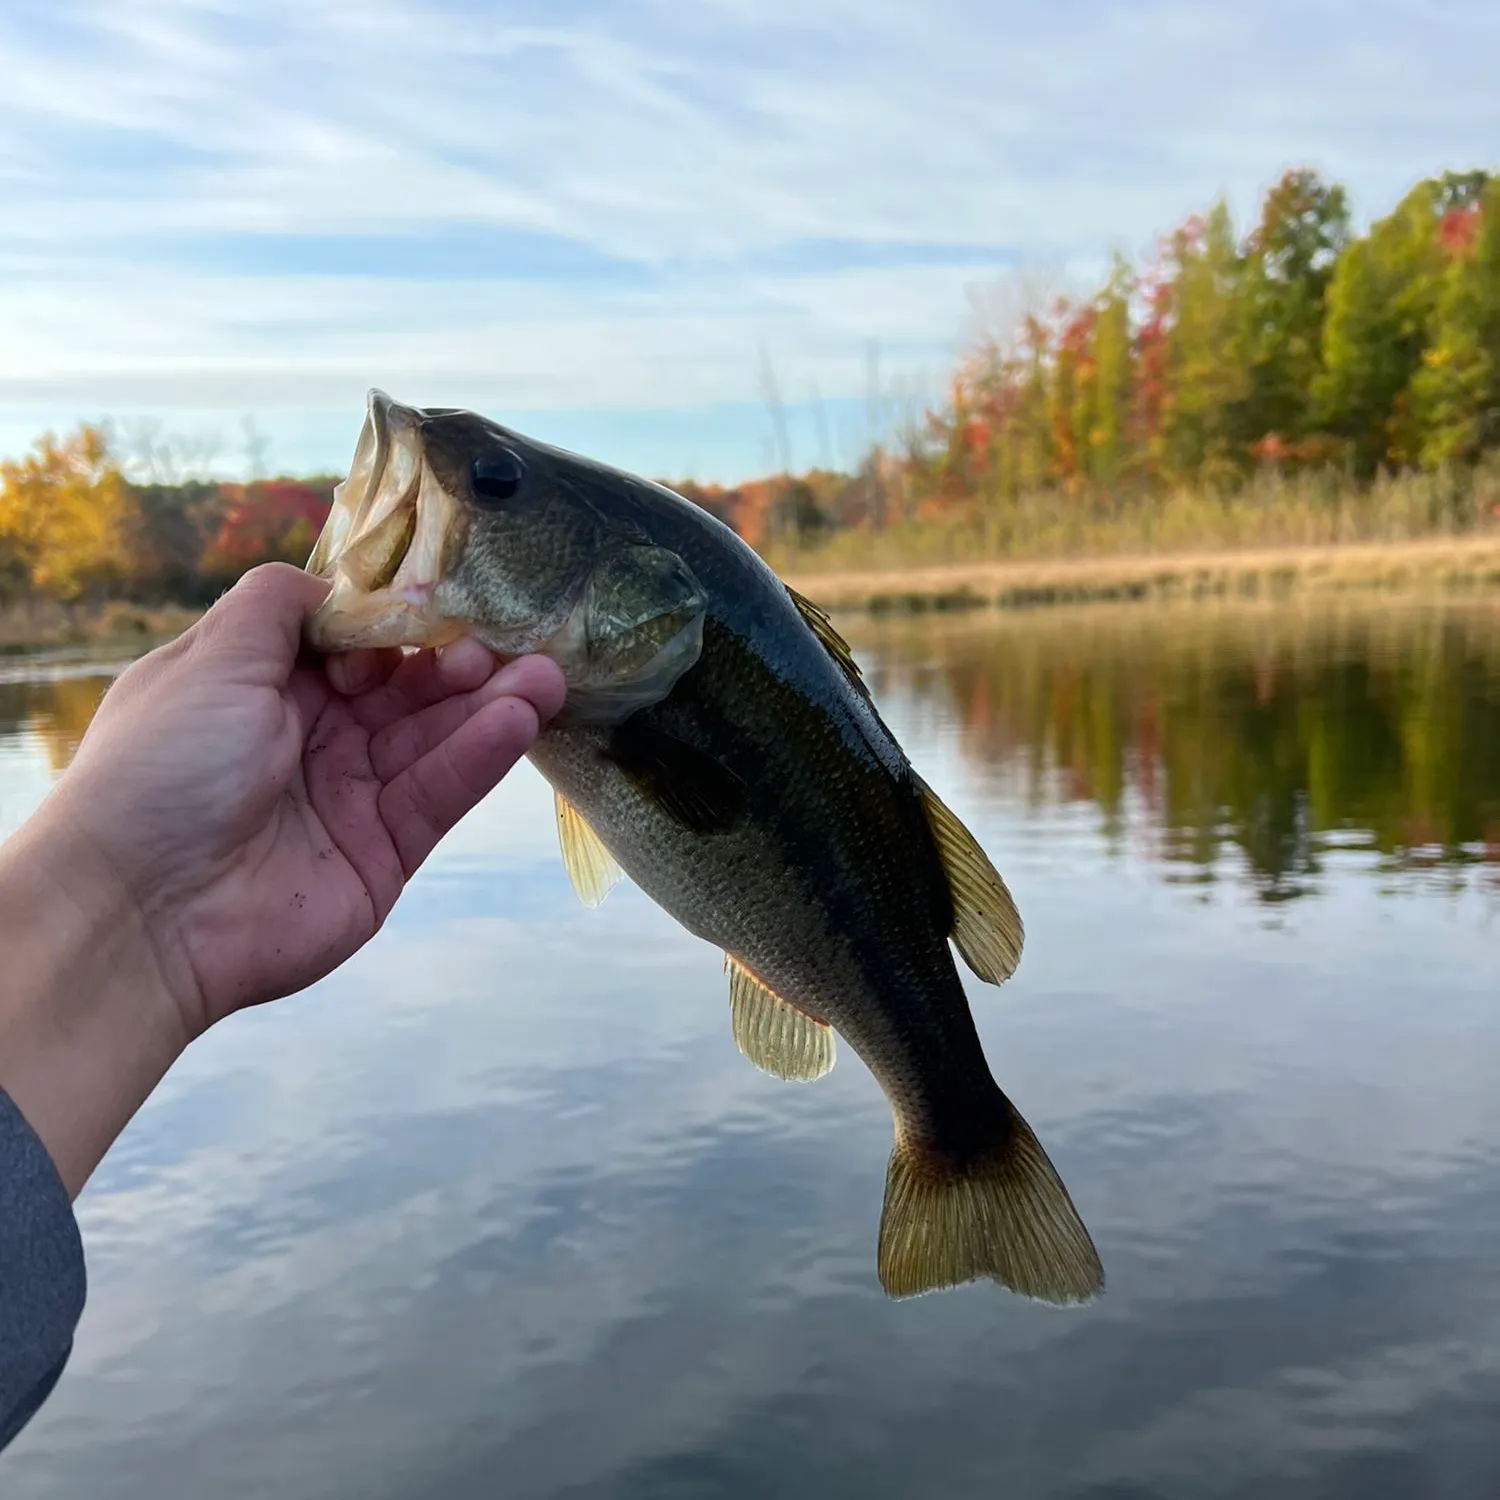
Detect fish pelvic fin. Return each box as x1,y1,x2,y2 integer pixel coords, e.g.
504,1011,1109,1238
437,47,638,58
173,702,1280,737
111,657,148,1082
554,790,623,908
917,779,1024,985
726,955,835,1082
877,1103,1102,1304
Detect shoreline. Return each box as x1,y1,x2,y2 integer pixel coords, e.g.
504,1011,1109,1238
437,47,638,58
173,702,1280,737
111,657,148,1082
779,533,1500,613
3,534,1500,650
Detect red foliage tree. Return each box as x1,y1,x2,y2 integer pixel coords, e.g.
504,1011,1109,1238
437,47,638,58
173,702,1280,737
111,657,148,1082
202,479,334,575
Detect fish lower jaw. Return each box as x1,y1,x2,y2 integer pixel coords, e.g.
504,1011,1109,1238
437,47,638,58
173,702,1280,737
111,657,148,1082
304,574,463,652
303,396,466,653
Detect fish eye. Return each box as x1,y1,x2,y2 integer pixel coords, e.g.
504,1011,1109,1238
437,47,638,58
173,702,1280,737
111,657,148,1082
470,450,526,507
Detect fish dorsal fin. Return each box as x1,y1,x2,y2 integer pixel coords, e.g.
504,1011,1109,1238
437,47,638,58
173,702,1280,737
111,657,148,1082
786,586,873,704
917,780,1024,984
554,790,624,908
726,955,835,1082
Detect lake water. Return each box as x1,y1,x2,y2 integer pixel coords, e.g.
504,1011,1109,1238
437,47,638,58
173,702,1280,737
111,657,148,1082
2,598,1499,1499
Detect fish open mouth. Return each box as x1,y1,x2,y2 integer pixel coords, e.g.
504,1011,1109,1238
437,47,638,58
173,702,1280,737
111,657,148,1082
303,389,465,652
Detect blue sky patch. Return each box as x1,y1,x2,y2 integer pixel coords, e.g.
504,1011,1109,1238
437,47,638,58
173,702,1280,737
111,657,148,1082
0,0,1495,480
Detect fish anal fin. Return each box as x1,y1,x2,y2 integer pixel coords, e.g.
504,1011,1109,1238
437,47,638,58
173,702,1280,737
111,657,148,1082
917,780,1024,984
786,586,873,704
554,790,623,908
606,717,748,835
725,955,835,1082
877,1105,1103,1303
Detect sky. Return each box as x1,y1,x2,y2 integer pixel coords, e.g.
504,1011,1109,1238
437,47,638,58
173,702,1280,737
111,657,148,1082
1,0,1497,484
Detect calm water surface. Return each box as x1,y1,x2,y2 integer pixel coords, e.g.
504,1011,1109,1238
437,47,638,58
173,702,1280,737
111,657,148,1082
2,599,1499,1499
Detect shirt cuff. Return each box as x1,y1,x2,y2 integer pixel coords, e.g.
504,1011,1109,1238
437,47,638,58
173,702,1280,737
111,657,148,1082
0,1087,86,1451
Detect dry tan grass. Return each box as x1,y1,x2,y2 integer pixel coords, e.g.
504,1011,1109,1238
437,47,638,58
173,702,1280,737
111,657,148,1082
0,599,201,650
780,534,1500,613
5,532,1499,649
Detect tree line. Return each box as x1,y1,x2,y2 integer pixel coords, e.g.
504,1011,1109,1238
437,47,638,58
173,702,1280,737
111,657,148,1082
743,165,1500,552
4,163,1499,606
0,424,340,606
905,167,1500,508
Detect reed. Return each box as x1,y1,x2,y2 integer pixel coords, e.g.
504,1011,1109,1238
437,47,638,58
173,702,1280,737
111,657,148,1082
0,599,201,651
770,463,1500,612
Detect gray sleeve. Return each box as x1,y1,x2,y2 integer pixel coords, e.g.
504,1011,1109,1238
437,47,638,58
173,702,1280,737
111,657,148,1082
0,1089,86,1453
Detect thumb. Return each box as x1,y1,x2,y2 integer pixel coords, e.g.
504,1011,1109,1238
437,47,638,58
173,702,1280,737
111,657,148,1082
195,564,332,675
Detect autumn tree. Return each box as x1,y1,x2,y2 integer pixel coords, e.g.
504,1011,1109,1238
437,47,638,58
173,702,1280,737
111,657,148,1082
1156,201,1252,486
1048,297,1095,489
1239,168,1350,447
1009,313,1054,496
200,479,335,584
1090,256,1134,489
127,479,228,602
1411,177,1500,468
1317,171,1489,474
0,425,132,600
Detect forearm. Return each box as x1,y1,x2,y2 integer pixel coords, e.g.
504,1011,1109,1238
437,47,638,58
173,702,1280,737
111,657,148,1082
0,804,192,1199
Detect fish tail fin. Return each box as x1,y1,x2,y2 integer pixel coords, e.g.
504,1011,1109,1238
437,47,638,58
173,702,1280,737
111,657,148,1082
877,1100,1103,1304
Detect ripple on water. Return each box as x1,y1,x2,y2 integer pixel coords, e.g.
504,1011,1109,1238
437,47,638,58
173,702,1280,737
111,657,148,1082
4,604,1500,1498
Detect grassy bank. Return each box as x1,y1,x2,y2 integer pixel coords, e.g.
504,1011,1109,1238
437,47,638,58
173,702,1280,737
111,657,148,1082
780,533,1500,613
0,599,201,652
5,526,1500,651
765,462,1500,601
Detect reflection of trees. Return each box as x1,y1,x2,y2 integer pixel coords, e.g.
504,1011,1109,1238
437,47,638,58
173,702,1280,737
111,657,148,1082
5,606,1500,904
0,673,114,774
859,603,1500,900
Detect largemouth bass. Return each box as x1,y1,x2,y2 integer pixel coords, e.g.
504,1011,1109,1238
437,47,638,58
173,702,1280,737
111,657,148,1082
304,390,1103,1303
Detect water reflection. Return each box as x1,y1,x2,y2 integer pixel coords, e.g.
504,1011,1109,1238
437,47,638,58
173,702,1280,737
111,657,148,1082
0,655,128,780
852,599,1500,902
1,601,1498,1499
7,602,1499,902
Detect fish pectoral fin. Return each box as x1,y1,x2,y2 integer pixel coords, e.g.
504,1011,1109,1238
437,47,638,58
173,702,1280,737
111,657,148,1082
725,955,835,1082
917,779,1024,985
877,1102,1103,1304
606,717,748,835
554,791,623,908
786,585,874,704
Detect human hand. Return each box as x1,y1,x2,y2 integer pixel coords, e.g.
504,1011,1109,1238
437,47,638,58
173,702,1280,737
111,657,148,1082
0,563,564,1194
48,563,566,1032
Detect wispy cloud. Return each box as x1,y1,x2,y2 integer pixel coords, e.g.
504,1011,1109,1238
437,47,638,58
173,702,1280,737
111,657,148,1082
1,0,1496,478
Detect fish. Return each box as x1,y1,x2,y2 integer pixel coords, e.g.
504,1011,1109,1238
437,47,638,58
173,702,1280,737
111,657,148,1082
303,389,1103,1303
